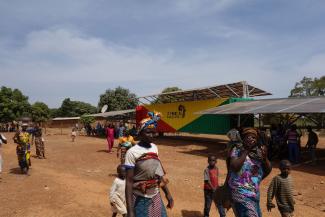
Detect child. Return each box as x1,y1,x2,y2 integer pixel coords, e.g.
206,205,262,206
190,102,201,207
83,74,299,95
71,127,77,142
267,160,295,217
116,131,135,164
109,165,127,217
203,155,225,217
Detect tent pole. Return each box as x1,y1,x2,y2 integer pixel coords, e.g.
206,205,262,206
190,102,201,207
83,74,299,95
237,115,241,128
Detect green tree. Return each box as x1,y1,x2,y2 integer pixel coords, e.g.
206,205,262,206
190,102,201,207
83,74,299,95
49,108,60,118
98,86,138,112
313,76,325,96
57,98,97,117
80,115,95,126
31,102,51,123
153,86,182,104
290,76,325,97
0,86,31,122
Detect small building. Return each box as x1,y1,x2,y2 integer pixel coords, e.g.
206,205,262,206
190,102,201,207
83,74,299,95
136,81,271,134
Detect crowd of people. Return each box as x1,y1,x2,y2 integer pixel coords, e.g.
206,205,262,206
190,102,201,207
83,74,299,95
106,115,320,217
0,116,321,217
82,122,137,139
228,124,319,165
0,122,18,132
0,122,47,177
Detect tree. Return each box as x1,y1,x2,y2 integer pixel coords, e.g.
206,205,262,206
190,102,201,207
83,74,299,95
313,76,325,96
80,115,95,126
98,86,138,112
57,98,97,117
0,86,31,122
289,76,325,128
153,86,182,104
49,108,60,118
290,76,325,97
31,102,51,123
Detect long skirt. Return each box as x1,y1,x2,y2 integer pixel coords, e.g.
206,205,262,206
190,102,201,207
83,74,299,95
232,197,262,217
17,152,29,172
35,137,45,157
107,136,114,152
134,193,167,217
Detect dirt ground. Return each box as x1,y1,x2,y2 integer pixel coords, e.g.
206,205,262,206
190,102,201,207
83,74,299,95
0,128,324,217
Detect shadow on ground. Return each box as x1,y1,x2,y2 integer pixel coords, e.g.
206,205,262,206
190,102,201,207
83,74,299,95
156,135,229,160
97,150,109,153
181,210,202,217
156,135,325,176
9,167,25,175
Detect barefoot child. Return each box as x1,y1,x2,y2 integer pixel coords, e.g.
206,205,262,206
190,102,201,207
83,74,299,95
203,155,225,217
110,165,127,217
267,160,295,217
71,127,77,142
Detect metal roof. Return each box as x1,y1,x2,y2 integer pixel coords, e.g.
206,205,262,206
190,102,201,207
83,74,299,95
87,109,135,118
198,97,325,115
137,81,271,104
52,117,80,121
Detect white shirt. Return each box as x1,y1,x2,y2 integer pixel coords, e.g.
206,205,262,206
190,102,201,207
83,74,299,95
109,178,126,202
124,143,158,168
124,143,160,198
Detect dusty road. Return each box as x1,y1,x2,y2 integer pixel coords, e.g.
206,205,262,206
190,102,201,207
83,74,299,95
0,129,324,217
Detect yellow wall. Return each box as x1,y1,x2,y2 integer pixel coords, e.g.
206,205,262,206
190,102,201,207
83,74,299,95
144,98,227,130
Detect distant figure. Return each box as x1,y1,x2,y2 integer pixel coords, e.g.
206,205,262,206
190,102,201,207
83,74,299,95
96,122,102,136
0,134,7,179
13,123,31,174
305,126,319,165
34,123,46,159
203,155,225,217
109,165,127,217
71,127,77,142
117,131,135,164
106,124,115,153
285,125,300,164
267,160,295,217
226,128,242,151
129,125,137,137
85,123,92,136
259,127,270,147
118,123,126,138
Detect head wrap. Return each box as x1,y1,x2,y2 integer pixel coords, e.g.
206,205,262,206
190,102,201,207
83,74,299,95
241,127,258,139
139,112,161,132
241,127,263,161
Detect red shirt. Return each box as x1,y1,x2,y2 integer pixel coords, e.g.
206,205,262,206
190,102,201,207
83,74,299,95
204,167,219,190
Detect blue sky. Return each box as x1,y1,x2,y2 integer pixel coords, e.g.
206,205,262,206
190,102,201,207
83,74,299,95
0,0,324,108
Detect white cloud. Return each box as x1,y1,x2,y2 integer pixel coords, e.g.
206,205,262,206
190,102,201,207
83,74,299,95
0,27,323,107
172,0,241,14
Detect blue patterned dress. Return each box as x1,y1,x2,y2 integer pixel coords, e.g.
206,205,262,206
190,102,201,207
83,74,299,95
228,146,264,217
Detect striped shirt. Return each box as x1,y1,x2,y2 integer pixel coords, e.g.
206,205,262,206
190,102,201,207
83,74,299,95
286,130,299,144
267,175,295,213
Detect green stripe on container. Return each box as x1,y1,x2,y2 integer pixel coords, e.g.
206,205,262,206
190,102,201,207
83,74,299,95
178,98,254,134
178,114,231,134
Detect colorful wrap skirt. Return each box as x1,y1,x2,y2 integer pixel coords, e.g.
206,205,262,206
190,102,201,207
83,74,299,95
232,196,262,217
17,145,29,170
133,193,167,217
